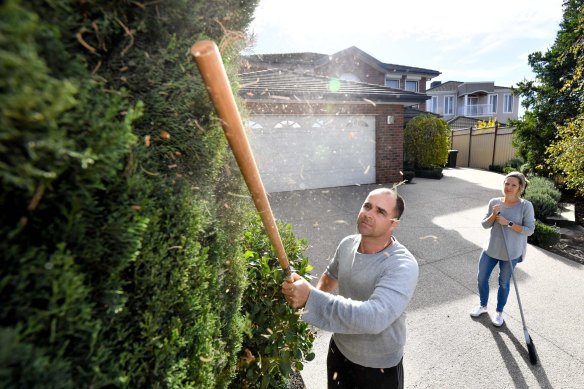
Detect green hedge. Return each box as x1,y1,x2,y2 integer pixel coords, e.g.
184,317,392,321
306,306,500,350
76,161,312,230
404,115,450,169
0,0,266,387
234,218,315,388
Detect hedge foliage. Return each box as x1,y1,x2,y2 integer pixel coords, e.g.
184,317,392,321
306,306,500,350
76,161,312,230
404,114,450,169
234,217,315,388
0,0,284,388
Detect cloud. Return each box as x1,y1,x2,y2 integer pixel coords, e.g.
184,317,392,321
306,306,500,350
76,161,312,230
246,0,565,87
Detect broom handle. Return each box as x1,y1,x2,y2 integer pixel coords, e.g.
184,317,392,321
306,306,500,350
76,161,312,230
190,40,291,280
500,222,529,337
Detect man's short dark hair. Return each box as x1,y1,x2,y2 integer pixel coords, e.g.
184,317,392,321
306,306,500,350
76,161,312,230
370,188,405,219
394,193,405,219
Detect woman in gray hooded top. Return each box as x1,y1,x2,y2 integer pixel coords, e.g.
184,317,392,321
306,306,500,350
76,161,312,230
470,171,535,327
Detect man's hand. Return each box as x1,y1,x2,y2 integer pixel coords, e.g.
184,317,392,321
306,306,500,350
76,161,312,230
281,273,312,308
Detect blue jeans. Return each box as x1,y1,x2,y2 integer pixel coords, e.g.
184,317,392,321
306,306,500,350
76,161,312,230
477,251,519,312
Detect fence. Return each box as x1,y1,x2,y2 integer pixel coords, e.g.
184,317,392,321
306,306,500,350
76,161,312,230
450,125,517,170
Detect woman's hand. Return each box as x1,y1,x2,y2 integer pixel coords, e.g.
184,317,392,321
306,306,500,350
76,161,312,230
492,204,501,216
495,213,509,226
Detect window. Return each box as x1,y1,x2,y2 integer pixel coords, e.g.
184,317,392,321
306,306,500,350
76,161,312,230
245,120,263,129
405,80,418,92
274,120,301,129
468,97,478,115
444,95,454,115
504,94,513,113
430,96,438,113
488,95,498,114
385,78,400,89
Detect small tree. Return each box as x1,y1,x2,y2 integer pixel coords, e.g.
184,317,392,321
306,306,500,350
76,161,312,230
404,115,450,168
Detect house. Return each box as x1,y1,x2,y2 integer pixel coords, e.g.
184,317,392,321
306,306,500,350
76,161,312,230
237,69,430,192
242,46,441,111
426,81,519,124
238,47,441,192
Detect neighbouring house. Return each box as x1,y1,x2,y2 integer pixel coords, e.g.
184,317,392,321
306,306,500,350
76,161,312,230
238,47,440,192
425,81,520,125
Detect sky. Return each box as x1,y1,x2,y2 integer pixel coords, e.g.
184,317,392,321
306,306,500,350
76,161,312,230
244,0,565,92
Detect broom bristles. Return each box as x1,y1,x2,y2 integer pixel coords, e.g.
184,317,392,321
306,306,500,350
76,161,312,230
527,336,538,365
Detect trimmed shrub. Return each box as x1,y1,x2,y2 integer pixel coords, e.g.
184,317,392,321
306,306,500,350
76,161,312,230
404,115,450,169
528,220,561,247
524,176,561,220
524,192,559,220
527,176,562,202
234,217,315,389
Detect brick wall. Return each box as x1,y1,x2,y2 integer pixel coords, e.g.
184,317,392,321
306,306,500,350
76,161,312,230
245,101,405,184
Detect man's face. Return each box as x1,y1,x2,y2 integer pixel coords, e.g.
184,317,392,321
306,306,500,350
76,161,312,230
357,191,400,239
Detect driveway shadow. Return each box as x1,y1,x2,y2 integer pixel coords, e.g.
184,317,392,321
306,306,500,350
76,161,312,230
471,315,553,389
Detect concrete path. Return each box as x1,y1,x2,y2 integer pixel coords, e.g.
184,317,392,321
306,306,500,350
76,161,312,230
270,168,584,389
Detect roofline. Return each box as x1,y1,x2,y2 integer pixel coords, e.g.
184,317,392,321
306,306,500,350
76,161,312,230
243,98,425,106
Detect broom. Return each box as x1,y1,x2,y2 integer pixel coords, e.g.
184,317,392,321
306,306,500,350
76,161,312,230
190,40,292,281
500,221,538,365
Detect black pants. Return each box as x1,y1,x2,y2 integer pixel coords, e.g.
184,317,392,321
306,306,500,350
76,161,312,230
327,339,404,389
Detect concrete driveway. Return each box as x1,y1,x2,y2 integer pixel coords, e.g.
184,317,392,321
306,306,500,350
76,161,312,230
269,168,584,389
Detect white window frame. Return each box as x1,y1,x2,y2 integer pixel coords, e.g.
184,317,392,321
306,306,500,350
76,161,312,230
444,95,454,115
405,80,418,92
504,94,513,113
430,96,438,113
385,77,400,89
488,94,498,114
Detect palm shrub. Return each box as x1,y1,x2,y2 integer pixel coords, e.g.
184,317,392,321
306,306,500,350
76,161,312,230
234,218,316,389
404,115,450,169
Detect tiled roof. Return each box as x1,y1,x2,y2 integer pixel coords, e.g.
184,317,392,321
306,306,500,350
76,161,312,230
238,69,429,105
242,52,328,66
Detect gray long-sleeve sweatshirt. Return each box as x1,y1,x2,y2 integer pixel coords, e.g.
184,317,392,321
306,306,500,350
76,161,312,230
302,234,419,368
481,198,535,261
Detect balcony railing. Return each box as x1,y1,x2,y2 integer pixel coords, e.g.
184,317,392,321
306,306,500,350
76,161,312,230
457,104,496,117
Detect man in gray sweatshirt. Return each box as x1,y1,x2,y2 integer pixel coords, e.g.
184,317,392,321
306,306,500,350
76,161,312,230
282,187,419,388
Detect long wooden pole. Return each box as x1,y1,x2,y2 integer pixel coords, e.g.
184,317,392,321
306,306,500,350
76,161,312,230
190,40,291,280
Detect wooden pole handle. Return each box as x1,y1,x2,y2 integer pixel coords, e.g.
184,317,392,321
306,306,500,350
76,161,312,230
190,40,291,279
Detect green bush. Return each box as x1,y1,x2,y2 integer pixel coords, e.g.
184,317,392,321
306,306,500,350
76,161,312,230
404,115,450,169
234,217,315,389
528,220,561,247
524,192,558,220
489,164,504,173
524,176,561,220
1,0,261,388
527,176,562,202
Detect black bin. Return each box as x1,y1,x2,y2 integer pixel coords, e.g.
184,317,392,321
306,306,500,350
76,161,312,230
447,150,458,168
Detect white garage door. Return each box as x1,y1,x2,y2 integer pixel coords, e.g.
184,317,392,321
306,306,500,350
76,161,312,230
246,115,376,192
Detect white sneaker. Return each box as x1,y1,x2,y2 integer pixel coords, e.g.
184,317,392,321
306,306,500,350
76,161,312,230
470,305,488,317
492,312,504,327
